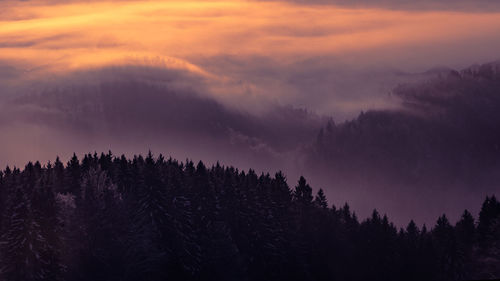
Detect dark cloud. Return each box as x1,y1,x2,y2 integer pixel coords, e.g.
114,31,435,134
11,0,500,11
268,0,500,12
0,63,19,79
260,18,397,38
193,55,415,119
0,34,77,50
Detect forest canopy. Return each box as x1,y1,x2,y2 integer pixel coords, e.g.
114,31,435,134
0,152,498,281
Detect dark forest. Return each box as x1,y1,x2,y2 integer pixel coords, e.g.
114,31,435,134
3,1,500,280
0,152,498,281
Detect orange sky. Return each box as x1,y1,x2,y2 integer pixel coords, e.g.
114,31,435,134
1,0,500,117
2,0,500,75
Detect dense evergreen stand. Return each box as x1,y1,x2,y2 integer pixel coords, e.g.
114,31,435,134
0,152,498,281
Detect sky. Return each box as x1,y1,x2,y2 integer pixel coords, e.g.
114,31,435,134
2,0,500,115
2,0,500,224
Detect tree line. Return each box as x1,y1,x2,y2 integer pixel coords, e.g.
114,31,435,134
0,152,498,281
310,63,500,186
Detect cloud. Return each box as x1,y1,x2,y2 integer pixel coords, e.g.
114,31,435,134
7,0,500,12
0,0,499,120
264,0,500,12
3,1,500,62
0,33,76,49
2,0,500,118
0,63,19,80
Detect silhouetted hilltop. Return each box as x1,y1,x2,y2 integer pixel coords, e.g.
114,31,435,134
10,78,321,153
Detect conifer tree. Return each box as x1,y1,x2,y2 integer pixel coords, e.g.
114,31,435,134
433,215,458,281
0,187,50,281
65,154,81,195
455,210,475,280
71,167,127,281
30,167,63,281
0,153,497,281
314,189,328,209
293,176,313,207
478,195,500,244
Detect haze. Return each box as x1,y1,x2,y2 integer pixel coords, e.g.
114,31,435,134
1,0,500,225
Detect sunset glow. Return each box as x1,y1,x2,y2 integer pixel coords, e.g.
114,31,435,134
2,0,500,75
2,2,500,276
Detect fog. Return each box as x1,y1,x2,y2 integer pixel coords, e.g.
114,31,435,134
1,0,500,225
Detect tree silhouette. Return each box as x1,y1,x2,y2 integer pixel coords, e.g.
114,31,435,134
0,153,497,281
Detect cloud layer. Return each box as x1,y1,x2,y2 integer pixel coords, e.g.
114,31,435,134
266,0,500,12
2,0,500,116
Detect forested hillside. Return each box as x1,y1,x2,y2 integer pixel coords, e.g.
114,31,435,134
309,62,500,186
0,152,498,281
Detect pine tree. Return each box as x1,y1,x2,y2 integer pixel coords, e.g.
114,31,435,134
293,176,313,207
0,153,497,281
30,167,63,281
433,215,458,281
71,167,127,281
0,162,65,281
291,177,315,280
473,196,500,279
399,220,423,281
65,154,81,195
314,189,328,209
52,157,65,193
126,153,176,280
0,187,48,281
455,210,475,280
163,158,201,277
478,195,500,244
